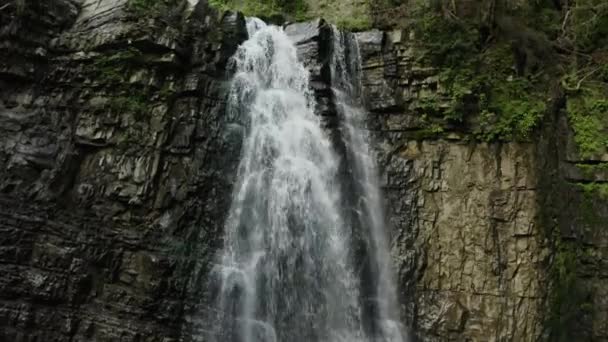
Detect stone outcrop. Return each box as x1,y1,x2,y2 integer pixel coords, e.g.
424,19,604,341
381,141,546,341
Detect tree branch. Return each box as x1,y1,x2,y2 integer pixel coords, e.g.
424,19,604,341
562,66,602,92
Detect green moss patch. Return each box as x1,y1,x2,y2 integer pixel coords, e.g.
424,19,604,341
547,237,592,342
306,0,372,31
90,48,143,85
126,0,174,17
579,182,608,200
207,0,374,30
412,9,551,142
566,86,608,158
108,93,149,120
209,0,309,21
86,48,165,121
336,16,372,31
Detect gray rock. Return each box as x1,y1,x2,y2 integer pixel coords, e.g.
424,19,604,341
0,1,245,341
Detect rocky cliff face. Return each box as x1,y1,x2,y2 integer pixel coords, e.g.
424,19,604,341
356,23,608,342
355,29,546,341
1,1,607,342
0,1,246,341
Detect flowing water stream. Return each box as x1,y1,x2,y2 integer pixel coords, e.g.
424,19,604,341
212,19,404,342
330,27,404,342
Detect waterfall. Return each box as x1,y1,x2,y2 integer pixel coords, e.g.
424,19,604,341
211,18,404,342
330,27,405,342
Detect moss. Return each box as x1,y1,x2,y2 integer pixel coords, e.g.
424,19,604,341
474,77,547,141
576,163,608,179
414,94,445,117
87,49,157,120
126,0,171,17
336,16,372,31
308,0,372,31
544,181,608,339
108,92,149,121
547,183,599,340
208,0,309,21
89,48,143,85
412,9,549,142
158,82,176,100
547,237,589,342
576,184,606,238
559,1,608,159
556,1,608,157
409,114,444,140
545,181,607,339
579,182,608,200
566,86,608,158
208,0,374,29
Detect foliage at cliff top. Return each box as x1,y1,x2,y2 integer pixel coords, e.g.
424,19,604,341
208,0,309,21
406,0,608,146
409,2,554,142
207,0,373,30
124,0,608,150
561,0,608,158
304,0,372,31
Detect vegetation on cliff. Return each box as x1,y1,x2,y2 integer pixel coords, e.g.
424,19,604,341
409,2,607,340
560,0,608,158
208,0,309,22
567,87,608,157
207,0,373,30
127,0,173,15
303,0,608,148
201,0,606,145
411,6,551,141
547,232,593,342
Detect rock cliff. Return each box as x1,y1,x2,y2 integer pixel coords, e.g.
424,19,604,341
1,1,607,342
1,0,245,340
354,11,608,341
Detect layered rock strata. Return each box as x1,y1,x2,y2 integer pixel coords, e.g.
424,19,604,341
1,1,245,341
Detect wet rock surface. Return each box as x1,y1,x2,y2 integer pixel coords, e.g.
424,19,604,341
0,1,244,341
284,18,334,118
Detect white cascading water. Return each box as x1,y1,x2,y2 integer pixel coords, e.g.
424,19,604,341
212,19,404,342
330,27,405,342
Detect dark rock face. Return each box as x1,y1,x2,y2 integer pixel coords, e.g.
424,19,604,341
0,1,245,341
284,18,334,119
